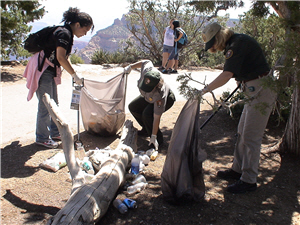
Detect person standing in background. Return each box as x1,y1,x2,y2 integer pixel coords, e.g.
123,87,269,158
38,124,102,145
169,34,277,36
162,20,184,74
23,7,94,148
158,18,176,72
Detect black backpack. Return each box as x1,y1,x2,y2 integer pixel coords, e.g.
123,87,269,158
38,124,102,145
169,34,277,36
24,25,59,54
24,26,59,71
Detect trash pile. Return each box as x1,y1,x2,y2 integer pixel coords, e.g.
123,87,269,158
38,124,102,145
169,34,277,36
113,148,159,214
40,143,159,214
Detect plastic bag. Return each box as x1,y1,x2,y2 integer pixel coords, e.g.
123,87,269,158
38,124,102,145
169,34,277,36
161,99,207,204
40,151,67,172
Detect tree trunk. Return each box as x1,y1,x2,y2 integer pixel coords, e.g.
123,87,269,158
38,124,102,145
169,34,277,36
279,82,300,155
43,94,138,224
270,1,300,156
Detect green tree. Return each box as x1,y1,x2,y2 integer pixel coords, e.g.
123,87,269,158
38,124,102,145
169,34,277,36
1,1,45,60
70,54,85,64
239,11,285,67
124,0,212,66
260,1,300,156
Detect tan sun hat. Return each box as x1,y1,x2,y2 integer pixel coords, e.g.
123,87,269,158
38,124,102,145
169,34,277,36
202,22,222,51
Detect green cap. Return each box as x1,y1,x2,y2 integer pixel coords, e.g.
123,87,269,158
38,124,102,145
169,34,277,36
139,70,161,92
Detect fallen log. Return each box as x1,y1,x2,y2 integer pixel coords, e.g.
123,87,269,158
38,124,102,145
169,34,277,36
42,94,137,224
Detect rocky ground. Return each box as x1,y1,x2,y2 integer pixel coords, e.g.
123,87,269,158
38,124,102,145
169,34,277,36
1,63,299,225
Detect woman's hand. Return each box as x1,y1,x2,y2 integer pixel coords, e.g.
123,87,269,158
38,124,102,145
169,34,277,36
71,72,83,85
124,65,132,74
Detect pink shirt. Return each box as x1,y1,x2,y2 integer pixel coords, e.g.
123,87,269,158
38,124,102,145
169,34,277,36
23,51,62,101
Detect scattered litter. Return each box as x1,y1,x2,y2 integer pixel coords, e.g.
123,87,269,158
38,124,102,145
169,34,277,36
40,151,67,172
127,182,148,195
123,198,137,209
88,147,112,173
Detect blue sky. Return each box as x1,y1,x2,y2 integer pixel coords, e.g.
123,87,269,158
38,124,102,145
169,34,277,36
30,0,252,42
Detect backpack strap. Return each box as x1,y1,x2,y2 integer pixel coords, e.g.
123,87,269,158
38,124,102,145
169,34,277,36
37,52,46,72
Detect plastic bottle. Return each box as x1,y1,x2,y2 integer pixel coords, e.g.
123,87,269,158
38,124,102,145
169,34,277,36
146,148,155,158
81,157,95,175
139,154,150,165
75,143,86,161
150,151,158,161
131,154,140,175
132,174,147,185
139,162,145,172
123,198,137,209
113,199,128,214
127,182,148,194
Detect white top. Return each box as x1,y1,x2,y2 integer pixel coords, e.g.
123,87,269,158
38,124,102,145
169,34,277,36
163,26,174,46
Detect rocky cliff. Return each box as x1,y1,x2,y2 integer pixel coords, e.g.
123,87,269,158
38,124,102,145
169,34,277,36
78,16,131,63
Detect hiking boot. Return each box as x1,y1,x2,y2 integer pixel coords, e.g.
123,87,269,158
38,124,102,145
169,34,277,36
138,128,148,136
227,180,257,194
217,169,242,180
35,140,58,149
52,136,61,141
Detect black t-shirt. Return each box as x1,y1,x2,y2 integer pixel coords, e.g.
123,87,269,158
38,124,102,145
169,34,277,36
223,33,270,81
45,25,74,66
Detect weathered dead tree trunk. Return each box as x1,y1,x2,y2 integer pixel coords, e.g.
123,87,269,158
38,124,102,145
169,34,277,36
279,82,300,155
42,94,86,191
43,94,137,224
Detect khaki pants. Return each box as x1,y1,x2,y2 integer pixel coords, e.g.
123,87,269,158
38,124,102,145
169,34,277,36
232,77,277,183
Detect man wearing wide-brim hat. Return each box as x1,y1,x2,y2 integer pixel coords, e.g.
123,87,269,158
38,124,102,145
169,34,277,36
124,60,176,150
199,22,277,194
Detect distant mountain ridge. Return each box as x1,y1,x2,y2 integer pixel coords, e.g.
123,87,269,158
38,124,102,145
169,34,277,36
78,15,131,63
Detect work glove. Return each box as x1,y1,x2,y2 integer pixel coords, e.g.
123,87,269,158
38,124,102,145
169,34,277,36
124,65,132,74
72,72,84,85
149,134,159,150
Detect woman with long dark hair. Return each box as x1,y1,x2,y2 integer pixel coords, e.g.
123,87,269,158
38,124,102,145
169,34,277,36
23,7,94,148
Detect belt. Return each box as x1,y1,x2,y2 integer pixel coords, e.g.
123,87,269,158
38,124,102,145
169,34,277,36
242,71,270,83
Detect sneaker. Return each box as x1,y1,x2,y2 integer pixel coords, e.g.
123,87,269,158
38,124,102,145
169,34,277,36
161,68,172,74
217,169,242,180
169,69,178,74
227,180,257,193
35,140,59,149
52,136,61,141
158,66,165,71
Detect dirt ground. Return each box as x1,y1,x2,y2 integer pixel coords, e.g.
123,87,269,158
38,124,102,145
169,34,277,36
1,63,300,225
